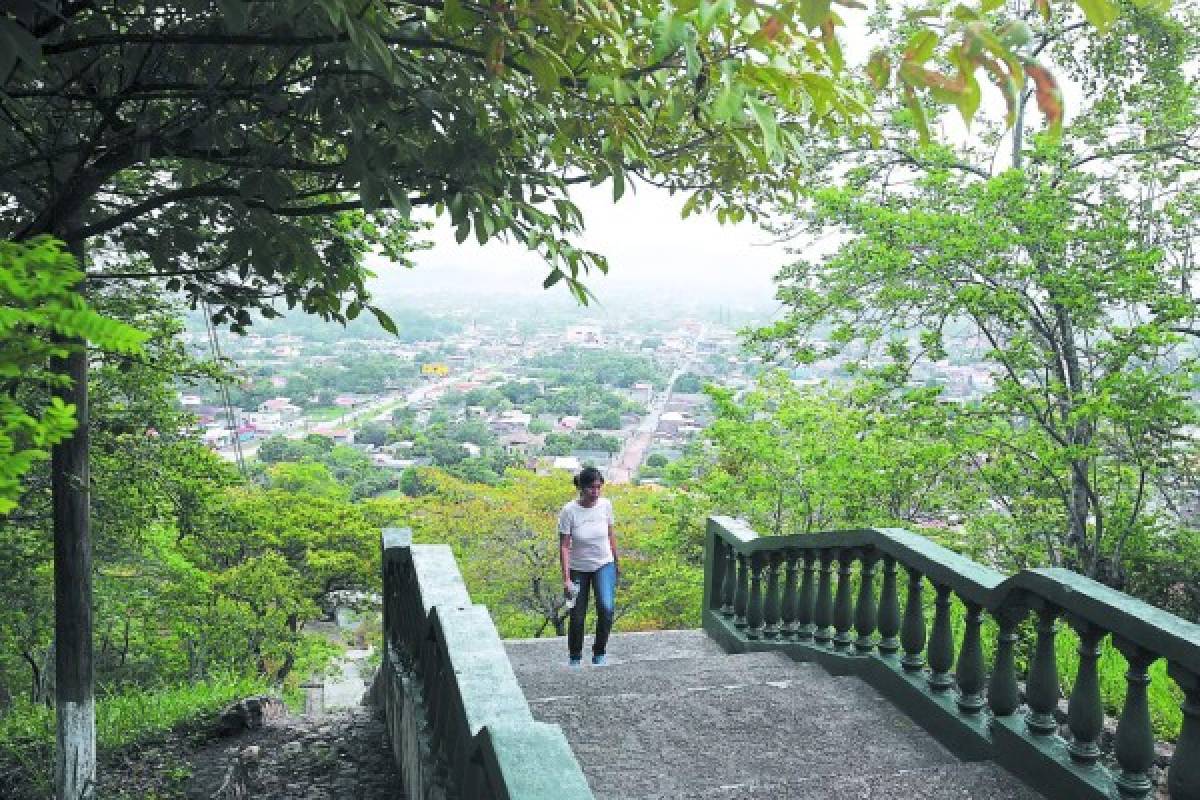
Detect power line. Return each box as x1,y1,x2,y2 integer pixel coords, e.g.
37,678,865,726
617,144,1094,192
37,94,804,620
202,302,246,476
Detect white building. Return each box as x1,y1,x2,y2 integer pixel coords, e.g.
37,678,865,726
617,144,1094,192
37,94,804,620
566,325,603,345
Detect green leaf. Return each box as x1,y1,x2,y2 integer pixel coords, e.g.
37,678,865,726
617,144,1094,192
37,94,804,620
821,20,844,73
443,0,476,26
473,212,488,245
0,18,43,72
369,306,398,335
799,0,832,31
1074,0,1118,31
712,80,743,122
747,96,780,158
651,9,689,62
902,86,931,143
903,30,938,64
866,50,891,89
386,184,413,218
543,270,564,289
526,52,561,92
697,0,731,33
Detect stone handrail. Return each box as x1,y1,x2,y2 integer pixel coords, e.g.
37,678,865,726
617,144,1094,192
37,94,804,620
378,527,593,800
703,516,1200,800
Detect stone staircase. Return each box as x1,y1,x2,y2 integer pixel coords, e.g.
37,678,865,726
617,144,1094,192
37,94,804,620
504,629,1045,800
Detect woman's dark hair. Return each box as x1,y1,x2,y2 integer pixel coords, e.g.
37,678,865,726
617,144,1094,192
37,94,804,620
573,466,604,489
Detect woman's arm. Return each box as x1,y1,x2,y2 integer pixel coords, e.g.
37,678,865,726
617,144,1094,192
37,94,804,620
608,523,619,573
560,534,573,591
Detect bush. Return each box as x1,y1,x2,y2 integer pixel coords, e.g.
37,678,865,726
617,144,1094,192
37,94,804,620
0,672,269,799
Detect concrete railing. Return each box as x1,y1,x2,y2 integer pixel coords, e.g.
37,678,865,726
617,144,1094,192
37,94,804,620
703,516,1200,800
377,528,593,800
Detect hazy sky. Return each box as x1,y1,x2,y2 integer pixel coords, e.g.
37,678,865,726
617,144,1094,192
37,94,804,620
367,11,1085,310
368,182,795,308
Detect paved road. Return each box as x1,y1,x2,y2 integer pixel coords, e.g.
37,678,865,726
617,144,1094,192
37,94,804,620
217,378,452,464
607,331,702,483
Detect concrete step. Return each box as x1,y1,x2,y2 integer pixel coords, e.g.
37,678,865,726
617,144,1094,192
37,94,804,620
503,630,1045,799
597,762,1044,800
503,628,725,672
513,652,854,705
527,679,963,799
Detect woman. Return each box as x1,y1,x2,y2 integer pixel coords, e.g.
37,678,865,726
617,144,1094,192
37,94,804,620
558,466,619,666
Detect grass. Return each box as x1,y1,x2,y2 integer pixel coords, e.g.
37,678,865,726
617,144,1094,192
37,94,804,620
0,672,268,799
304,406,346,422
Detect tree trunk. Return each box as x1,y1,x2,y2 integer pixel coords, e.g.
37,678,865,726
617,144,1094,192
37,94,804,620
1068,455,1093,574
52,239,95,800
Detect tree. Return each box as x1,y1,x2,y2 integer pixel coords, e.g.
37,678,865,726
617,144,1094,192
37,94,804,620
0,238,146,513
752,1,1198,584
1,0,1121,793
356,421,390,447
690,375,965,536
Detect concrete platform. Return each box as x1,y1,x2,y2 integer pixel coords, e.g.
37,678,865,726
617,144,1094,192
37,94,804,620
504,630,1045,800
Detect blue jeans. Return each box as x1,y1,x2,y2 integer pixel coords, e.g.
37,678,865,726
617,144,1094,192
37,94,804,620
568,562,616,658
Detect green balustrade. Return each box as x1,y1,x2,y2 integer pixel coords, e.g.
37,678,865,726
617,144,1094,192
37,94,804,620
955,600,985,713
1167,664,1200,799
379,528,592,800
702,517,1200,800
901,567,927,672
876,556,900,658
1114,640,1156,799
720,541,736,617
747,553,765,640
854,552,878,655
763,553,782,639
927,583,955,693
733,552,749,629
1026,606,1061,736
833,549,856,652
1066,618,1105,765
780,551,800,639
814,549,834,647
988,609,1022,718
797,551,817,641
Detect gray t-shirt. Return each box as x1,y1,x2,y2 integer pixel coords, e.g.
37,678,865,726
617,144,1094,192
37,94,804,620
558,498,615,572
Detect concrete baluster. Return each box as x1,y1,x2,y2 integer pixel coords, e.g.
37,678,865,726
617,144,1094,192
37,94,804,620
814,549,835,647
733,552,749,629
1066,617,1106,766
1113,639,1156,799
927,583,955,692
1025,605,1061,736
796,551,817,642
763,552,782,639
719,540,736,617
901,567,927,672
876,555,901,658
1167,663,1200,800
987,608,1023,718
854,551,879,655
780,550,800,639
955,599,985,713
747,553,765,640
832,549,855,652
